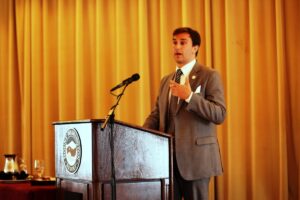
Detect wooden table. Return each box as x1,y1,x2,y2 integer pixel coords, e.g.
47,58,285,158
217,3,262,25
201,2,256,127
0,181,56,200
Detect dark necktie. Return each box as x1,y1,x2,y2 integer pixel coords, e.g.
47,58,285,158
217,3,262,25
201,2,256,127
174,69,183,84
167,69,183,134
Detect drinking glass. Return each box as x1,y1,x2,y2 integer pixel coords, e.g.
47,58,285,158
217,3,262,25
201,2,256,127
33,159,44,179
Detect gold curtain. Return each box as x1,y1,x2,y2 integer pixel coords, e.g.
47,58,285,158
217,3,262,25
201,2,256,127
0,0,299,199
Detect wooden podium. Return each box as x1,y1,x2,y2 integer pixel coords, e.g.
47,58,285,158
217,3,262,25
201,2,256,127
53,119,173,200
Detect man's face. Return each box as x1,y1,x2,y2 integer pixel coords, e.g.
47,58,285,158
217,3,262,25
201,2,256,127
172,33,198,67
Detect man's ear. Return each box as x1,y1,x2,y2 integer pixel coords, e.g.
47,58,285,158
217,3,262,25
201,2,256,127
193,45,199,54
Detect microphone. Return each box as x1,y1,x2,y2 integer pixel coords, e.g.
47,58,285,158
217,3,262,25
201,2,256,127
110,73,140,92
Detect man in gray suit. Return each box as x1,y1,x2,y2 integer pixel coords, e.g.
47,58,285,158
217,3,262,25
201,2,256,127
143,27,226,200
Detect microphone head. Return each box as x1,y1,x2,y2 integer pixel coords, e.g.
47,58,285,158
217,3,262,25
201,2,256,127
131,73,140,81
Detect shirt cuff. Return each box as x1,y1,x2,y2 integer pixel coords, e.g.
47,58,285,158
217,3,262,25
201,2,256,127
185,92,193,103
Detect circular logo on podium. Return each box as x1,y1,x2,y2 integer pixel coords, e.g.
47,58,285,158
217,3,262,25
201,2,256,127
63,128,82,173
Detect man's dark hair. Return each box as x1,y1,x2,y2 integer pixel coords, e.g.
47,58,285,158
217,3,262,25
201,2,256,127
173,27,201,56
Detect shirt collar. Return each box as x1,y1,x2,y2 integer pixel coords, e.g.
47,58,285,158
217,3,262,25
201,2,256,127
176,59,196,76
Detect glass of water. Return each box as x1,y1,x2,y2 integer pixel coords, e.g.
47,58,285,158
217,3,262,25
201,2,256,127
33,159,44,179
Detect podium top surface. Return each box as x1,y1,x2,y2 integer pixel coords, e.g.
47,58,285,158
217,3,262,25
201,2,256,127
53,118,104,125
53,119,171,138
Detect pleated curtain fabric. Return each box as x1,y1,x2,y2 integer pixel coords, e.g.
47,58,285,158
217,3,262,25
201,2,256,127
1,1,299,198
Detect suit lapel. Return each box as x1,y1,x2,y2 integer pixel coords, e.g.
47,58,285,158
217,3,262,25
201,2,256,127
161,73,175,131
189,64,201,91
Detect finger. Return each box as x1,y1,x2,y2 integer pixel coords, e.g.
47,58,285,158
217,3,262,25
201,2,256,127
169,83,176,89
169,80,175,87
170,80,180,87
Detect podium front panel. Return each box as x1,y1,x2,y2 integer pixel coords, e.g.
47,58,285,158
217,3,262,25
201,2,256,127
96,123,170,180
55,123,93,181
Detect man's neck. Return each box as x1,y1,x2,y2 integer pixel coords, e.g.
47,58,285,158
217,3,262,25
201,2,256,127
177,59,196,68
176,59,196,69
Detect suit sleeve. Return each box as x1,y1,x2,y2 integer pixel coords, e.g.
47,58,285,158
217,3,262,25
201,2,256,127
143,94,160,130
186,70,226,124
143,75,170,130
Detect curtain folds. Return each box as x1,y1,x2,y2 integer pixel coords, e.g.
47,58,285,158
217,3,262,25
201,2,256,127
0,0,299,199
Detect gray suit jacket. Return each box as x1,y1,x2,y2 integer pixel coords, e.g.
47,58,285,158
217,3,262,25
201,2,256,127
143,63,226,180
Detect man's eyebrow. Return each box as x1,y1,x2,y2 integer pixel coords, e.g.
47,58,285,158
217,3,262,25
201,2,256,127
172,38,188,41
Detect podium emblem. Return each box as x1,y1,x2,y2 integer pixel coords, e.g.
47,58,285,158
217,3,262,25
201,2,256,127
63,128,82,173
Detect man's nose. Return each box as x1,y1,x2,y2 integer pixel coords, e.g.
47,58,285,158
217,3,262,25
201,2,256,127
174,43,181,49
